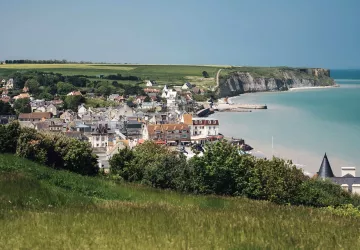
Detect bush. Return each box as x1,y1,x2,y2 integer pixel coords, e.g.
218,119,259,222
109,140,360,207
15,127,98,176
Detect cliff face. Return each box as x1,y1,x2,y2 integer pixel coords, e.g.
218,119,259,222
217,68,335,97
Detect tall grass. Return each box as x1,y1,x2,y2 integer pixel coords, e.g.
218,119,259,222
1,154,360,249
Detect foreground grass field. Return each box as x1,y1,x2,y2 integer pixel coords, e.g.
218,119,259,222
1,154,360,249
0,64,224,87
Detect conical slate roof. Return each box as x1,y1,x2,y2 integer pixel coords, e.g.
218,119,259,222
318,153,335,178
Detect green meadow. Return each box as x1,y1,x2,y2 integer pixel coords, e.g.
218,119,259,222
1,154,360,249
0,64,223,87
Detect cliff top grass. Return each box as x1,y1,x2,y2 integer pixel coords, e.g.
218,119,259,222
219,66,331,80
0,64,222,88
1,154,360,249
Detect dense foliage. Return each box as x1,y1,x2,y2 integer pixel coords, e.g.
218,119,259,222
0,100,15,115
0,121,98,175
110,140,360,207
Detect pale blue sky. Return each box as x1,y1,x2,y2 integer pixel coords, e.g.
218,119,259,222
1,0,359,68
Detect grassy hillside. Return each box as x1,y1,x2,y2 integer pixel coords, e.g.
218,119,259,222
1,154,360,249
0,64,223,87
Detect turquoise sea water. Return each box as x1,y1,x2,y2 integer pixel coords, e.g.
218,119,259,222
211,70,360,175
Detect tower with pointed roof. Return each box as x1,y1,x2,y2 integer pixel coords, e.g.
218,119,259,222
317,153,335,179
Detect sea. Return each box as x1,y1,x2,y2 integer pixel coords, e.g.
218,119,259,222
211,69,360,176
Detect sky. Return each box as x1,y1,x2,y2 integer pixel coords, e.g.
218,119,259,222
1,0,359,68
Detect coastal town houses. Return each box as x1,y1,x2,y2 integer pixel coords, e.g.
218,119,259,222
13,93,30,100
181,82,193,90
181,114,222,144
317,153,360,194
5,78,14,89
31,100,58,116
146,80,157,87
142,123,191,145
67,91,82,96
18,112,52,122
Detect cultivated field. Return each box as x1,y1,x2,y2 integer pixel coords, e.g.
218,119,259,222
0,64,223,87
1,154,360,249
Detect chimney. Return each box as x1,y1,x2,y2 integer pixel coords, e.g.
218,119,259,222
341,167,356,177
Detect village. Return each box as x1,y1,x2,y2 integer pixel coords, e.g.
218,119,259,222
0,77,255,172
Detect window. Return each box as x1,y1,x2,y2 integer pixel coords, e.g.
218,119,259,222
182,134,187,138
213,126,216,129
96,136,99,141
182,130,187,133
96,144,99,147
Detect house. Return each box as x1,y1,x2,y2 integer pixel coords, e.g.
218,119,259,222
77,104,88,118
108,94,119,101
67,91,82,96
136,96,147,104
138,102,156,110
0,115,16,124
18,112,52,122
13,93,30,100
114,95,126,103
146,80,157,87
60,110,75,122
192,87,205,95
46,104,58,116
23,86,29,93
89,123,115,149
1,79,5,85
51,99,64,106
34,106,46,113
317,153,360,194
49,121,63,132
5,79,14,89
123,120,143,139
189,118,221,144
142,123,190,145
0,96,11,103
144,88,160,94
181,82,193,90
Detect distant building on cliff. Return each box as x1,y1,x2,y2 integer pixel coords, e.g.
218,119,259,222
317,153,360,194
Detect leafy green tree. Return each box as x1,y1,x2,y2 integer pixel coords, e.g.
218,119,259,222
37,92,54,101
26,79,41,95
14,98,31,114
0,121,21,153
96,84,116,97
64,95,85,111
109,147,134,178
0,100,15,115
56,81,75,95
202,71,210,78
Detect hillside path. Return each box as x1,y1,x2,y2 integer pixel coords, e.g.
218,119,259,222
213,68,223,91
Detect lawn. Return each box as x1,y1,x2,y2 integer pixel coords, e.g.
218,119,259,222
1,154,360,249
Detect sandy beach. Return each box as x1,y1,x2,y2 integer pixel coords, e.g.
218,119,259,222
288,85,339,91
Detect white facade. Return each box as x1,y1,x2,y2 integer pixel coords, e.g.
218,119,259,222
146,80,153,87
5,79,13,89
190,118,220,137
78,105,87,117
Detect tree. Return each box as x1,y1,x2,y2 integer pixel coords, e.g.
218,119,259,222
109,147,135,177
64,95,85,111
202,71,210,78
56,81,75,95
14,98,31,114
0,121,21,153
0,101,15,115
144,96,151,102
26,79,41,95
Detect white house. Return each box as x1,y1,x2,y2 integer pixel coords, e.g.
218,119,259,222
46,104,58,116
5,79,14,89
181,82,193,90
146,80,157,87
189,118,220,144
77,104,88,118
1,79,6,85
